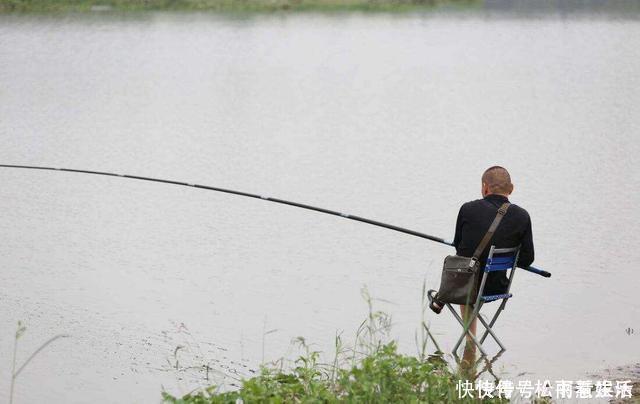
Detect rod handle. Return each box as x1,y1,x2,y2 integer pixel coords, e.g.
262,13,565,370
523,266,551,278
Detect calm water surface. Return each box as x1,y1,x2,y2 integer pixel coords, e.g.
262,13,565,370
0,10,639,403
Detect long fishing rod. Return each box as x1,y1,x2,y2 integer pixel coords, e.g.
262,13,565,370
0,164,550,277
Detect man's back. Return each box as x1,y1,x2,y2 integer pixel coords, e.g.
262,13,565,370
453,193,534,295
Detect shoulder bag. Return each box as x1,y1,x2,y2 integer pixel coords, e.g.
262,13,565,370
435,202,510,305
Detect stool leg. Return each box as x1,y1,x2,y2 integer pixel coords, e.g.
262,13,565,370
477,313,506,351
479,300,506,345
449,303,487,357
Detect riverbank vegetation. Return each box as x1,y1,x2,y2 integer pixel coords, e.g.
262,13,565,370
161,286,505,403
0,0,478,13
162,341,499,403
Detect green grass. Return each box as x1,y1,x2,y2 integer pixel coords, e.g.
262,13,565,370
161,286,506,403
0,0,480,13
162,341,500,403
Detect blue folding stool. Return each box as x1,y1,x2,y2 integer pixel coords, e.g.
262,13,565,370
428,245,520,357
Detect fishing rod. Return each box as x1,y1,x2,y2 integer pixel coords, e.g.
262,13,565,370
0,164,550,277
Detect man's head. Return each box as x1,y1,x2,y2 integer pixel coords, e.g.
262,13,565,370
481,166,513,197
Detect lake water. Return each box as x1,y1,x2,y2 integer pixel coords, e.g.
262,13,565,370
1,7,639,403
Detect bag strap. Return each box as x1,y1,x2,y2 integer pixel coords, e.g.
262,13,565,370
472,202,511,260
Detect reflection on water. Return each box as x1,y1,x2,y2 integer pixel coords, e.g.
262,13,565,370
485,0,640,17
0,6,639,403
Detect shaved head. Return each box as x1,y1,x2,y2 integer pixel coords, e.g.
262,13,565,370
481,166,513,195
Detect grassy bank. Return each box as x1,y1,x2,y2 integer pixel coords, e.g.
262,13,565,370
162,341,504,403
161,287,505,403
0,0,478,13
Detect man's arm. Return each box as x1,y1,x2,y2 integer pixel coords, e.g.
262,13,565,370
452,204,465,251
518,215,535,268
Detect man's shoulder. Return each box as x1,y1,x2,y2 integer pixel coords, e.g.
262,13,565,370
508,203,530,218
461,198,483,208
461,198,530,219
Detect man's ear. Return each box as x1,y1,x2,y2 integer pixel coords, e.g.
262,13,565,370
508,183,514,195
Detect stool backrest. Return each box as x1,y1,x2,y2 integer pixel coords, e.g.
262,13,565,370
480,245,521,298
484,246,520,272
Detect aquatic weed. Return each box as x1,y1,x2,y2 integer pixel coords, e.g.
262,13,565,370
9,321,69,404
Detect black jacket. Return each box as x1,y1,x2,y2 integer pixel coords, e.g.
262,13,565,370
453,194,534,295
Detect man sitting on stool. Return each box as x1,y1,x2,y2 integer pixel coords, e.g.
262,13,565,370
430,166,535,346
